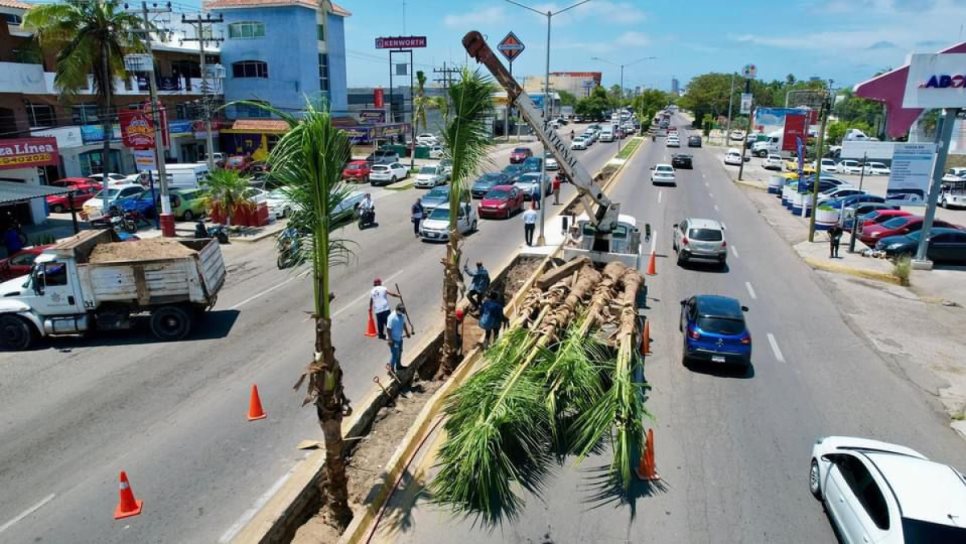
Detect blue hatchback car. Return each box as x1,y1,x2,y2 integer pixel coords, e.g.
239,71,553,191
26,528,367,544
680,295,752,367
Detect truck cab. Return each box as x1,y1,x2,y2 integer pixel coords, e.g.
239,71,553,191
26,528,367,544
564,213,643,270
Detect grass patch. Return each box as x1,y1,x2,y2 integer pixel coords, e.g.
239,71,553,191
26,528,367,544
892,255,912,286
615,138,643,160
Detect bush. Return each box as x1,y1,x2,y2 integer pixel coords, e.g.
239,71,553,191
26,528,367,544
892,255,912,286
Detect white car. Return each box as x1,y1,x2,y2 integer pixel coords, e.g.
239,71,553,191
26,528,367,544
729,130,746,141
419,201,478,242
369,162,409,186
838,159,864,175
242,187,268,205
763,154,783,170
666,137,681,148
818,187,864,205
571,137,588,150
82,184,145,218
863,162,891,175
809,436,966,544
942,167,966,182
724,149,743,166
428,145,445,159
818,158,838,173
650,164,676,185
545,156,559,171
416,133,438,146
438,158,453,179
87,173,129,187
266,188,296,219
414,164,446,188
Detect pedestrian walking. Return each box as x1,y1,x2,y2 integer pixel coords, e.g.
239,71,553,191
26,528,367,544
530,185,541,209
479,291,507,349
386,304,412,372
370,278,401,339
552,174,561,205
523,204,538,246
410,198,424,237
828,224,843,258
462,261,490,311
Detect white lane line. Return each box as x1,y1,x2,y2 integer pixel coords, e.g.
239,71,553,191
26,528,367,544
0,494,56,534
331,269,405,318
219,462,301,543
229,277,297,310
714,204,720,212
745,281,758,300
658,190,663,204
708,192,714,198
702,173,706,179
767,333,786,363
730,245,739,258
704,181,709,187
721,221,727,230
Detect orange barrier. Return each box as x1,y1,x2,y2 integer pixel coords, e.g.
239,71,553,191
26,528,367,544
247,384,267,421
365,309,378,338
635,428,660,481
646,250,657,276
114,471,143,519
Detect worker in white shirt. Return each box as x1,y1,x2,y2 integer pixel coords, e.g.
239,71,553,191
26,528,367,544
522,204,538,246
370,278,401,340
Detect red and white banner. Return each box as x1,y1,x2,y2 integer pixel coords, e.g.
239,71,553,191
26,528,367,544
782,114,807,152
0,137,59,170
119,104,169,150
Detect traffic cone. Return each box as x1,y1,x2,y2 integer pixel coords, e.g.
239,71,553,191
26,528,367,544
365,309,378,338
113,471,143,520
646,249,657,276
635,429,660,481
641,320,651,355
247,384,267,421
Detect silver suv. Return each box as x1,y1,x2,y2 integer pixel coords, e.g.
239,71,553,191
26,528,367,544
672,218,727,268
366,149,400,165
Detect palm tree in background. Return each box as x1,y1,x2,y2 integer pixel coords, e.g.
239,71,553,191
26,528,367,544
24,1,147,210
200,169,250,227
413,70,429,135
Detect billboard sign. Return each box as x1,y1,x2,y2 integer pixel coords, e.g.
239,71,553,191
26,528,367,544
81,124,122,144
754,107,811,133
359,109,386,124
498,32,525,62
375,36,427,49
782,114,807,152
903,53,966,108
0,137,59,170
119,109,156,149
740,93,753,114
886,143,936,206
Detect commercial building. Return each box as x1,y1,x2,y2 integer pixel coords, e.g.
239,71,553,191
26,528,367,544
523,71,601,97
671,77,680,96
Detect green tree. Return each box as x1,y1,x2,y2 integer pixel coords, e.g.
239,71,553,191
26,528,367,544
413,70,429,134
575,85,610,120
437,68,494,378
678,73,735,127
24,0,147,211
201,169,250,227
557,90,577,107
631,88,668,126
833,89,883,134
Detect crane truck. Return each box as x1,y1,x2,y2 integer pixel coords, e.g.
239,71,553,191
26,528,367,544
462,31,643,269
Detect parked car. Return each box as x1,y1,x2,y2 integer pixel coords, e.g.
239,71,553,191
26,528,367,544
854,209,914,236
886,188,926,204
514,172,552,199
266,188,296,219
785,158,816,175
724,148,743,166
419,185,451,210
650,163,676,185
224,154,253,172
46,184,98,213
838,159,864,174
365,149,400,165
342,160,371,182
438,158,453,179
414,164,446,189
817,187,865,205
942,167,966,182
429,145,445,159
164,187,207,221
509,147,533,164
521,156,543,173
687,135,702,148
809,436,966,544
817,158,838,173
87,173,128,187
671,154,693,169
821,194,886,210
471,172,511,199
416,133,438,146
763,154,783,171
863,161,891,175
420,201,478,242
368,162,409,186
673,218,727,267
571,137,588,150
241,186,268,206
544,154,559,171
82,184,145,218
50,177,99,190
0,245,52,281
478,185,525,219
860,215,961,246
876,228,966,262
116,189,160,218
729,130,746,141
680,295,751,367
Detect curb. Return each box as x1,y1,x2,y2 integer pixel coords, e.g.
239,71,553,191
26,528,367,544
802,256,902,285
734,179,767,191
384,179,414,191
230,223,288,244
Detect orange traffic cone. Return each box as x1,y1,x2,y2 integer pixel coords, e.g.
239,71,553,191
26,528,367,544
635,429,660,481
641,320,651,355
646,249,657,276
114,471,143,519
247,384,267,421
365,309,378,338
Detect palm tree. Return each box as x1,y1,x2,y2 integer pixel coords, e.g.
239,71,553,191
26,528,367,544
24,1,147,210
436,69,494,378
413,70,429,135
201,169,250,227
264,101,355,529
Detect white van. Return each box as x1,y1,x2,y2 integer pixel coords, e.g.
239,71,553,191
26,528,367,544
599,128,615,142
151,163,211,189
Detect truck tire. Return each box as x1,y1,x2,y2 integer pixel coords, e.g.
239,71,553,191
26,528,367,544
0,315,35,350
150,305,192,341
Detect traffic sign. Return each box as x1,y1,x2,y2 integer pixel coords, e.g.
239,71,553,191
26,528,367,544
498,32,525,62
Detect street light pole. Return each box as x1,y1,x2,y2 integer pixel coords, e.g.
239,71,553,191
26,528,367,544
725,72,736,146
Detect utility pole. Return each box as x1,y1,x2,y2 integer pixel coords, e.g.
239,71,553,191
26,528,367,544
725,72,736,146
126,1,174,236
914,107,960,268
807,81,833,242
848,152,868,253
737,77,752,181
181,12,224,171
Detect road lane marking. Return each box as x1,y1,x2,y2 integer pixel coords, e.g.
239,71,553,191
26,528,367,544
332,269,405,318
702,173,706,178
219,461,302,543
229,277,297,310
767,333,786,363
721,221,727,230
704,181,709,187
0,494,56,535
714,204,720,211
658,190,663,204
730,245,739,258
708,192,714,198
745,281,757,300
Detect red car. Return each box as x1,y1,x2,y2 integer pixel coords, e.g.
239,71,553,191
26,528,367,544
46,183,99,213
855,209,912,233
0,245,51,281
50,177,100,190
478,184,525,219
859,215,961,246
342,160,371,182
509,147,533,164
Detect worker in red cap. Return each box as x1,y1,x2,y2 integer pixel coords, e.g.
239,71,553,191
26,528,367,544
370,278,401,340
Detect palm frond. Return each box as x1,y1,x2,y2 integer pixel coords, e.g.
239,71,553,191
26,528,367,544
441,68,495,213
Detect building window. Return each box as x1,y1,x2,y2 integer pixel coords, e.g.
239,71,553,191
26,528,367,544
317,24,324,41
3,13,23,25
233,101,271,119
72,104,100,125
228,21,265,39
318,53,329,92
232,60,268,79
25,103,55,127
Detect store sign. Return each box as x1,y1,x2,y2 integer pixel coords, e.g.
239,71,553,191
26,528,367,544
886,143,936,206
168,120,194,135
375,36,427,49
133,149,157,172
359,109,386,124
81,124,122,144
119,110,156,149
0,137,59,170
903,53,966,108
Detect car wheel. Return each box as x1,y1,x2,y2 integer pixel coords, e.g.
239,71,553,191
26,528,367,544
52,204,65,213
941,197,947,209
471,220,478,232
809,459,822,499
757,150,767,158
391,176,397,183
150,305,192,341
183,210,195,221
0,315,35,350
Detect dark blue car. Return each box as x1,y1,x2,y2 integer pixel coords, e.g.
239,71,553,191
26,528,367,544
471,172,510,199
115,189,156,218
680,295,752,367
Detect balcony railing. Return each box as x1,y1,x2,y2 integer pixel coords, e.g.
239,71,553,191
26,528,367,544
0,62,223,96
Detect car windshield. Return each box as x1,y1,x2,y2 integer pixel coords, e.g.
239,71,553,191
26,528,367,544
428,208,450,220
882,217,912,228
518,174,541,183
656,166,673,173
905,230,923,241
689,228,723,241
419,166,437,175
485,189,510,199
697,316,745,335
513,148,529,153
93,188,121,199
427,187,448,198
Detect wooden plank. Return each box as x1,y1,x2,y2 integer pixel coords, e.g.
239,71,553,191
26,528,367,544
535,256,590,290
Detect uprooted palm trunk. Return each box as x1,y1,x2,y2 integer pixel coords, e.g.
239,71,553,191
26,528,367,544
431,259,650,523
436,233,463,380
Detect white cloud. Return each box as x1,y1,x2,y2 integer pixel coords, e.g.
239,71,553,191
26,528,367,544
616,31,650,47
443,6,507,29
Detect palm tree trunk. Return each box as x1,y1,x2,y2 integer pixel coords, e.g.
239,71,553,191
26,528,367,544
436,231,462,379
100,43,112,212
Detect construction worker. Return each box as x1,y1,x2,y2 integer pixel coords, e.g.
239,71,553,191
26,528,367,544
370,278,400,339
462,261,490,311
386,304,412,372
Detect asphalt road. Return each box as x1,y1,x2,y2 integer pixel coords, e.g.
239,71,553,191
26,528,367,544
385,115,966,543
0,124,624,543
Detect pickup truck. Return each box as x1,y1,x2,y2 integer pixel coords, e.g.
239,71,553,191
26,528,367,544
0,230,226,350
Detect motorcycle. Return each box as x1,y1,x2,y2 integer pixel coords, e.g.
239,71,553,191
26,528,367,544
194,221,229,244
358,206,375,230
276,227,300,269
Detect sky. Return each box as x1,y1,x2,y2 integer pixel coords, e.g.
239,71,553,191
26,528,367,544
334,0,966,92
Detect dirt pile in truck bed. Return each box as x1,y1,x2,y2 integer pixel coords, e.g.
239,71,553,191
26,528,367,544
88,239,196,263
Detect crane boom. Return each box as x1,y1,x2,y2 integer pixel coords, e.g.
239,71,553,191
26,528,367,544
462,31,620,232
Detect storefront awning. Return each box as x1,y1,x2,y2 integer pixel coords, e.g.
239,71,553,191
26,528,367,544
0,181,69,205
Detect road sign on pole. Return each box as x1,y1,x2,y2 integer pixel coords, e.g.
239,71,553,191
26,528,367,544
740,93,753,114
498,32,525,62
742,64,757,79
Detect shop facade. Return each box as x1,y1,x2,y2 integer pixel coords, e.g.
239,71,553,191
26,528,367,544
0,136,60,226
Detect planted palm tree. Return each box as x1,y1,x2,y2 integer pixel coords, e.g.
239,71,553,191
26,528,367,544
413,70,429,135
436,68,494,379
24,1,148,211
201,169,250,227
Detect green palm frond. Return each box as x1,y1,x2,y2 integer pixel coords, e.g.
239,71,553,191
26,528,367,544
442,68,495,214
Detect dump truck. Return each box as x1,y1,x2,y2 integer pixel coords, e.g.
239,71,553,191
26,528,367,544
0,229,226,350
462,31,642,269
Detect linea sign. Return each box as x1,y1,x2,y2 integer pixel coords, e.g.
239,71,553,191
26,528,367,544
498,32,525,62
375,36,427,49
0,137,59,170
903,53,966,108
